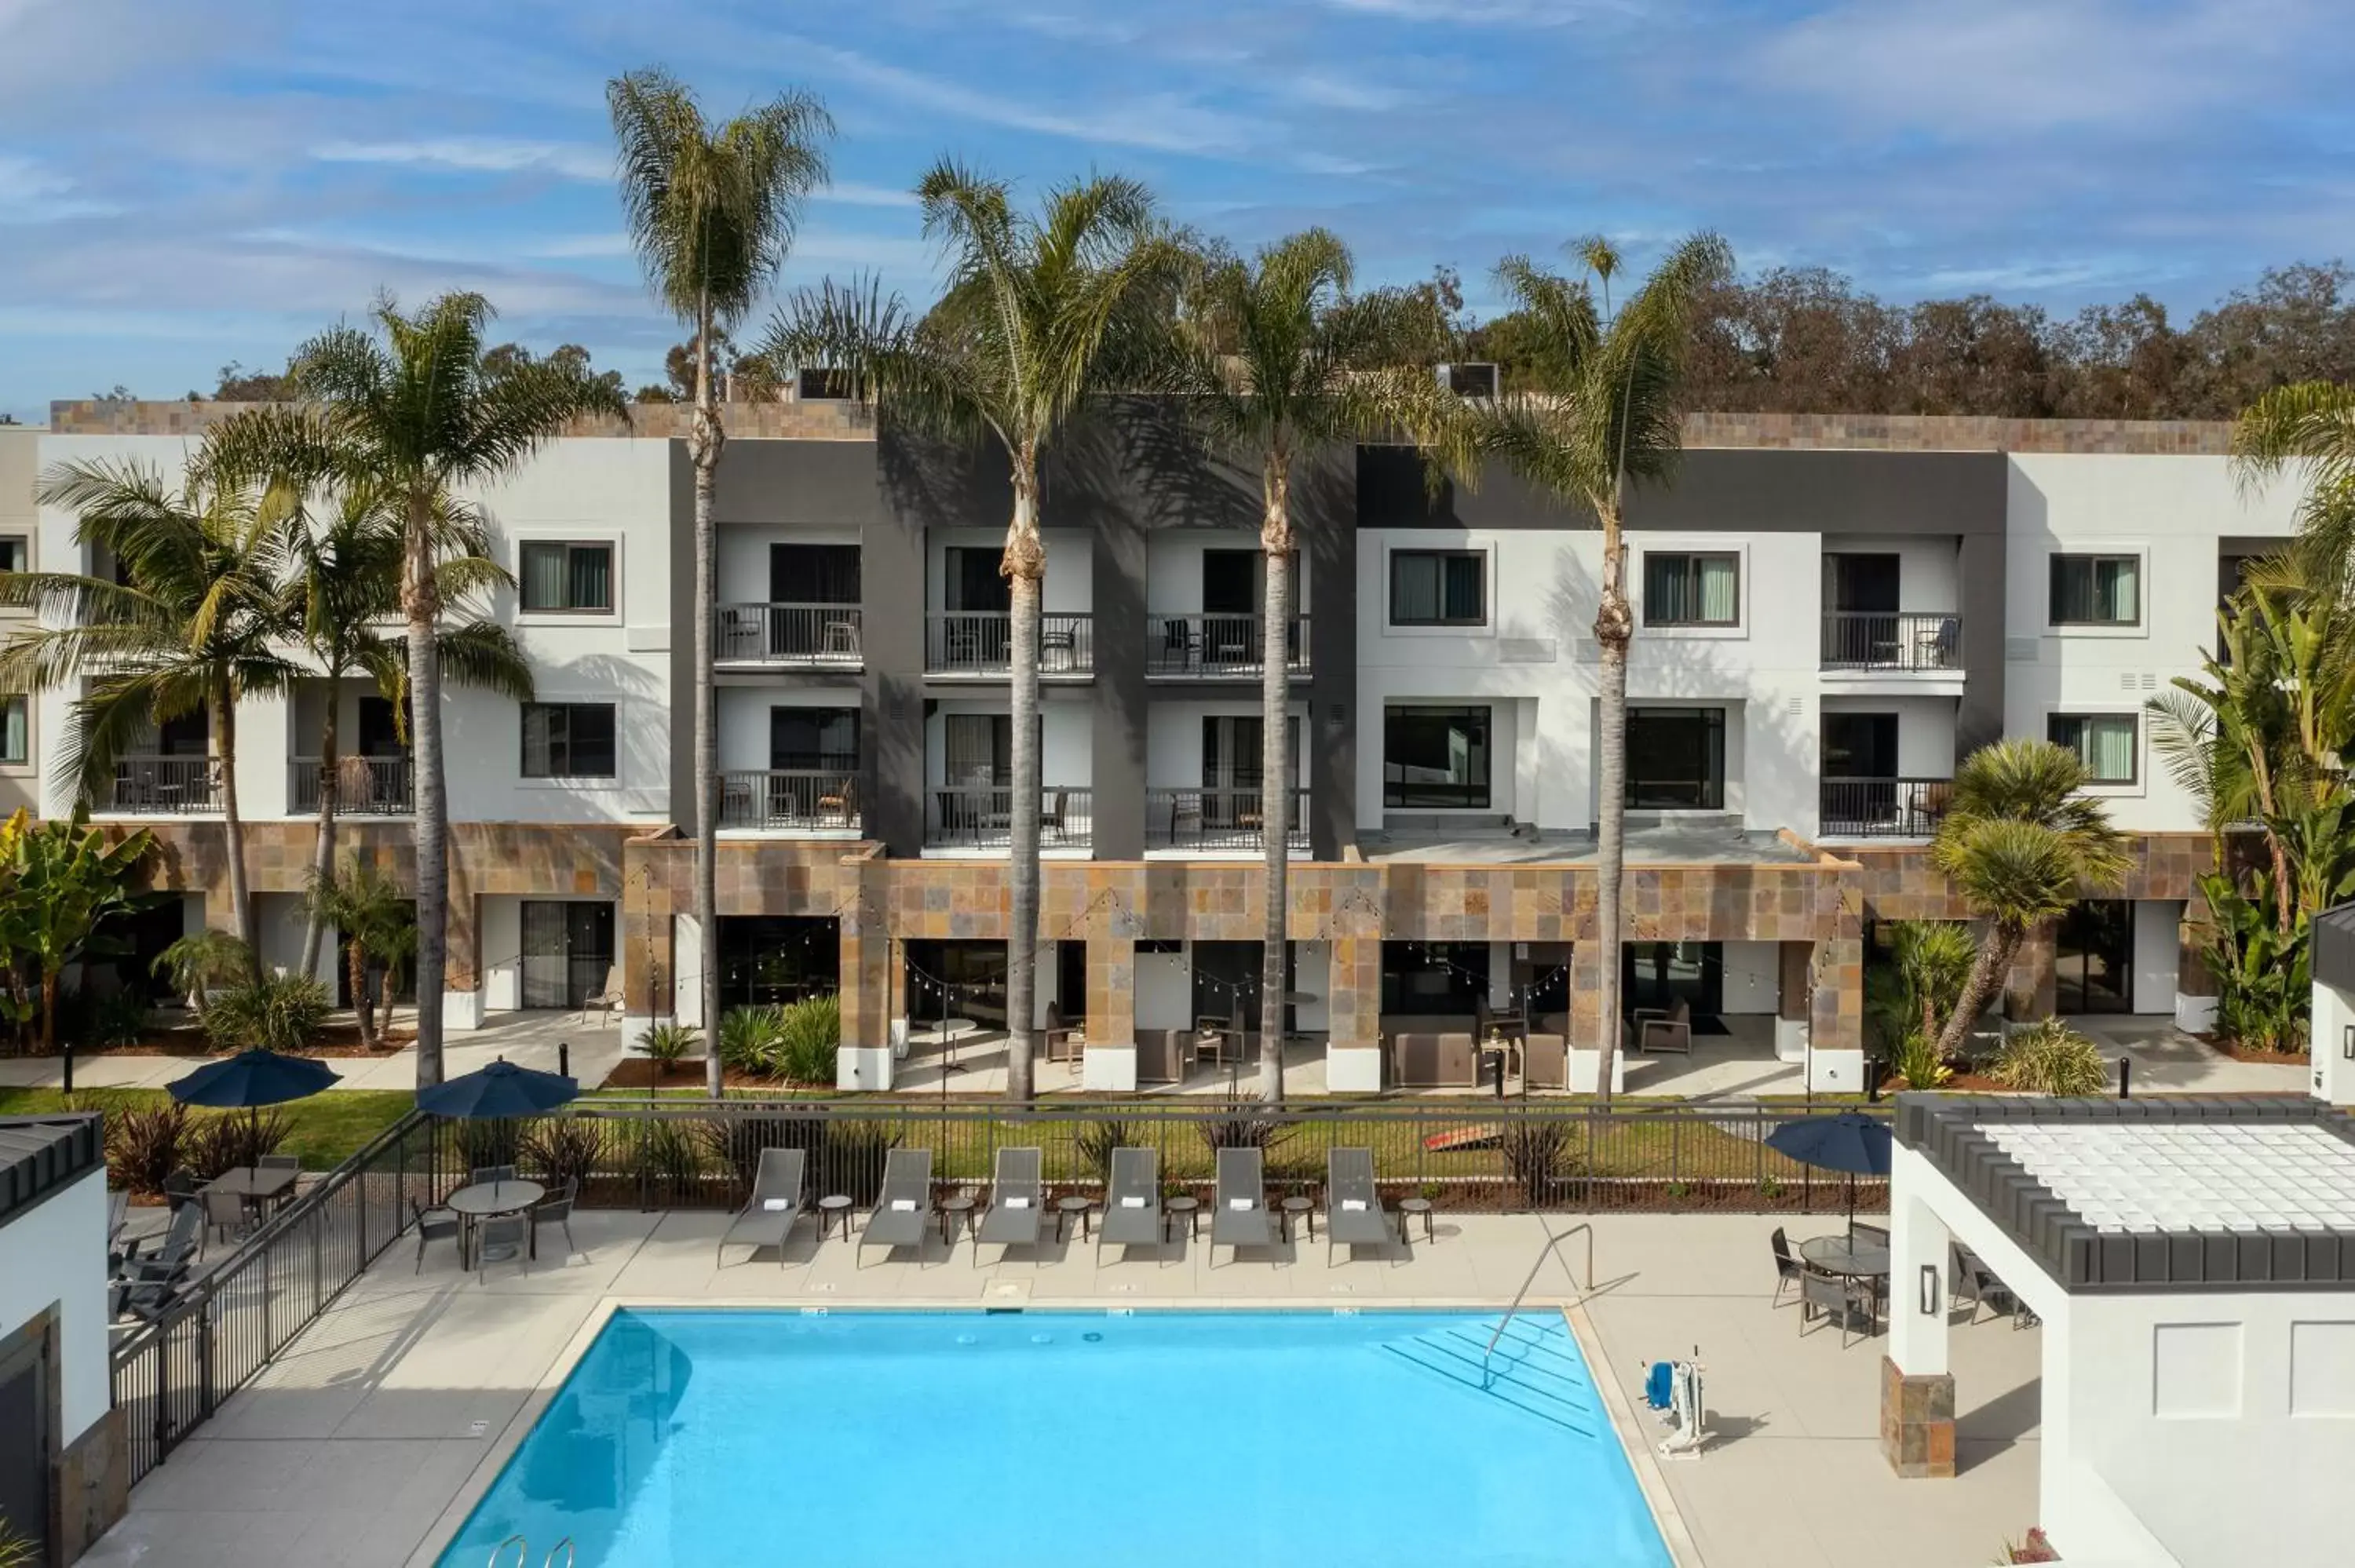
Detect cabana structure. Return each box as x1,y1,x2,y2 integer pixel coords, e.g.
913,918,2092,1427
1887,1094,2355,1566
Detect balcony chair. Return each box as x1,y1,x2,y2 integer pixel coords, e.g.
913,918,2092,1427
1042,1002,1083,1065
1042,788,1072,844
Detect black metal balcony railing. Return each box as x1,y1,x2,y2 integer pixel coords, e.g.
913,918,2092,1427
1147,786,1310,851
1821,611,1962,671
714,603,863,665
104,757,220,814
1145,614,1311,678
926,786,1093,850
1819,777,1952,838
925,612,1094,676
718,769,860,832
290,757,414,815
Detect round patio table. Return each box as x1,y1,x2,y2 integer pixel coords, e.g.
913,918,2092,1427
445,1178,545,1265
1799,1235,1889,1278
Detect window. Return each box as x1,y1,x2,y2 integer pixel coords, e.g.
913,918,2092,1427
0,696,23,765
2049,553,2140,626
1389,550,1485,627
2049,713,2138,786
1643,552,1740,627
0,536,24,574
521,702,617,778
1383,706,1490,808
1626,707,1725,809
769,544,860,605
519,542,614,613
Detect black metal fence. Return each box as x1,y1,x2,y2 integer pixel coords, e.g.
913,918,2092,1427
108,1096,1888,1486
109,1111,456,1487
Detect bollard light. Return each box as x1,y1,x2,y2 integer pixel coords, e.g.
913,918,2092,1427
1919,1264,1940,1317
2342,1024,2354,1062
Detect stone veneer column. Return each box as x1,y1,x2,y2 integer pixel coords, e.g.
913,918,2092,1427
1565,941,1623,1094
1806,935,1864,1092
1324,936,1383,1092
1079,935,1137,1090
834,869,894,1089
619,846,676,1045
442,855,482,1030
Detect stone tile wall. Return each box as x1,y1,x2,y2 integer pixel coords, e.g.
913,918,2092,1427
49,399,874,442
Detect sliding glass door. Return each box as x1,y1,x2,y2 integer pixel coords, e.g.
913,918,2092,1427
520,901,615,1011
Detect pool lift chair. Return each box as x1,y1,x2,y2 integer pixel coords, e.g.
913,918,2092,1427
1643,1348,1708,1460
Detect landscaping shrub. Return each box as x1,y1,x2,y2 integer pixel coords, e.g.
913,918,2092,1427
1890,1030,1954,1090
636,1022,699,1068
182,1109,291,1180
699,1114,827,1195
1499,1119,1579,1208
454,1118,524,1174
717,1005,783,1073
633,1118,706,1198
820,1119,901,1205
1990,1019,2109,1096
519,1117,605,1191
1199,1113,1289,1155
1076,1118,1137,1183
104,1100,188,1194
202,974,330,1055
87,986,151,1048
772,995,841,1085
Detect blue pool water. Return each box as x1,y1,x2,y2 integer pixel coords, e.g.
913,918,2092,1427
438,1309,1672,1567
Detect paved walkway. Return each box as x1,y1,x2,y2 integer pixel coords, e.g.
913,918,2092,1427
0,1009,633,1092
2065,1015,2309,1093
85,1209,2042,1568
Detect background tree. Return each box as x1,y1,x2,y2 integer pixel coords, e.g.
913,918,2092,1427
1163,228,1470,1097
0,459,305,971
0,810,157,1053
768,166,1189,1099
1927,738,2131,1063
306,856,416,1048
1479,234,1729,1103
203,293,623,1086
609,67,832,1097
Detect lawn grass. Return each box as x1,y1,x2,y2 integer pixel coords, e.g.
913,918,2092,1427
0,1087,417,1172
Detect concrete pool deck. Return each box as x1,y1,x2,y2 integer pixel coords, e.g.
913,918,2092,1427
84,1209,2043,1568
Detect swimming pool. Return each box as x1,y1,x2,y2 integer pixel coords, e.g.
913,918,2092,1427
437,1308,1673,1567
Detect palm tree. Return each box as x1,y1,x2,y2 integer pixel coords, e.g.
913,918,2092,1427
608,69,832,1098
202,294,624,1086
306,855,417,1048
273,481,532,979
0,461,305,974
1162,229,1470,1098
1927,738,2131,1063
766,166,1190,1099
1478,235,1731,1103
2233,383,2355,591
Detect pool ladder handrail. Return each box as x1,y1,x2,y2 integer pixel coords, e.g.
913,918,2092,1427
1481,1222,1594,1388
487,1537,574,1568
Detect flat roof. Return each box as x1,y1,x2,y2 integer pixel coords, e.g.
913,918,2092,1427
0,1114,103,1229
1897,1096,2355,1295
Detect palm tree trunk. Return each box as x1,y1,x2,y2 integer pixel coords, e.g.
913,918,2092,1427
349,941,375,1050
1933,922,2026,1063
693,308,725,1099
40,970,57,1055
298,676,341,982
1003,460,1044,1103
404,493,450,1088
215,691,261,979
1256,457,1291,1102
1590,509,1632,1105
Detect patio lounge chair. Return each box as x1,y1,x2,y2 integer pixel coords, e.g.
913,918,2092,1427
1097,1147,1164,1264
1769,1226,1803,1307
1322,1147,1396,1266
717,1147,807,1268
975,1147,1045,1260
858,1149,935,1265
1210,1147,1274,1266
113,1257,192,1323
1633,999,1692,1055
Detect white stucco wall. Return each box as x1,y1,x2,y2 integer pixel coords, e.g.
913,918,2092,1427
0,1165,111,1443
1818,693,1962,780
1823,532,1962,614
1141,531,1310,614
925,527,1091,613
925,695,1093,787
2003,454,2298,836
1143,699,1309,789
714,524,862,605
2131,900,2183,1016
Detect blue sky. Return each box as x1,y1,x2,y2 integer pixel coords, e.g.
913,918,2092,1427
0,0,2348,420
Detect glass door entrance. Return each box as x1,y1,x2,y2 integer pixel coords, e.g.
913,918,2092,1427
520,901,615,1011
1621,941,1723,1019
2055,900,2134,1014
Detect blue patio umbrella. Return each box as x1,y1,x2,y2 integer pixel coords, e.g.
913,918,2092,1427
416,1057,579,1121
169,1048,341,1108
1765,1112,1893,1238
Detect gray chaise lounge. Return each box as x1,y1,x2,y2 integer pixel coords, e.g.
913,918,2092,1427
717,1147,806,1267
1097,1147,1164,1264
858,1148,934,1266
1322,1147,1397,1266
975,1147,1044,1260
1210,1147,1274,1266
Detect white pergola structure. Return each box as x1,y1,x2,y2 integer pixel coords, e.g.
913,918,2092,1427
1888,1094,2355,1568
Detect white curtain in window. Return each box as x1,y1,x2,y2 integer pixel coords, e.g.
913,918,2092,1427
568,546,612,611
1,698,23,765
1697,556,1738,622
2098,558,2138,622
522,544,568,609
1393,555,1439,622
520,706,555,775
2089,716,2135,781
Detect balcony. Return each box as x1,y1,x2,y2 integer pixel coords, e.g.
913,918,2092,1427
718,769,860,833
925,613,1094,678
1821,612,1961,672
1146,787,1309,852
1145,614,1309,679
104,757,220,814
714,604,862,668
290,757,414,815
1819,777,1951,839
925,786,1092,851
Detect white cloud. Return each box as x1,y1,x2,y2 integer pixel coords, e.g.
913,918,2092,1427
0,152,114,221
528,233,636,260
1286,72,1411,113
815,181,919,209
1319,0,1625,23
311,137,610,182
